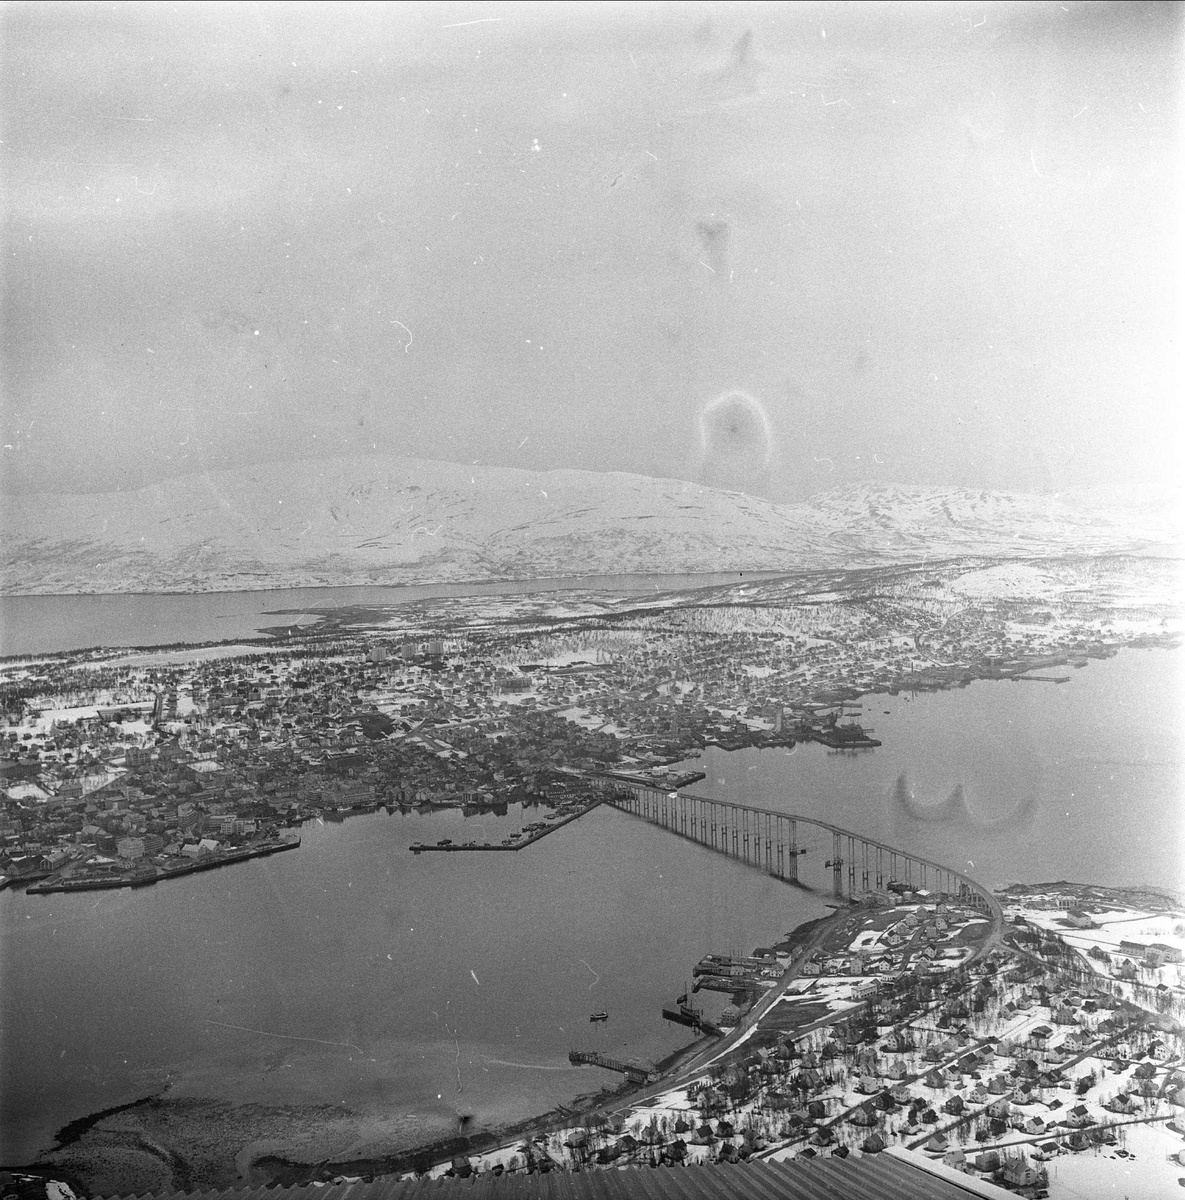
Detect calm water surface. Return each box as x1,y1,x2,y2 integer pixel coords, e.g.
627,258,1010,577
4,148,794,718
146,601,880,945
677,645,1184,894
0,572,786,657
1,805,824,1161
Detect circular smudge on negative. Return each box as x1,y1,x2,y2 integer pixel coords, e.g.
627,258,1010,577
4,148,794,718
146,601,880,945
698,390,774,493
891,771,1038,833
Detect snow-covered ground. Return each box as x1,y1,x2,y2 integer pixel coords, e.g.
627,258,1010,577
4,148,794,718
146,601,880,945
1044,1121,1185,1199
1024,909,1185,959
5,456,1176,594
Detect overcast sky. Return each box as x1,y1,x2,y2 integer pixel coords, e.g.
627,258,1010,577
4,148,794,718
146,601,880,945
2,1,1180,500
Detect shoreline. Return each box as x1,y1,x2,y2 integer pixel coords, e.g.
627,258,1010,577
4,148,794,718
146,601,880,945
0,568,793,603
13,903,837,1189
4,635,1179,1185
241,908,860,1184
23,836,301,896
8,1028,718,1189
11,851,1178,1188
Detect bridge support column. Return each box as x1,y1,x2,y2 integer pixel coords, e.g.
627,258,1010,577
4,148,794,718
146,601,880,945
597,778,998,930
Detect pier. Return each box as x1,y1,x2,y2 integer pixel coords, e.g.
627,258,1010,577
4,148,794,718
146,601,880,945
411,796,606,854
591,777,1001,922
807,727,882,749
692,975,763,996
661,1004,723,1038
568,1050,657,1084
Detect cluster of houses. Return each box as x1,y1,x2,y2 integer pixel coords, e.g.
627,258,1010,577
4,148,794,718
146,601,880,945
448,932,1185,1194
0,645,637,886
799,902,980,983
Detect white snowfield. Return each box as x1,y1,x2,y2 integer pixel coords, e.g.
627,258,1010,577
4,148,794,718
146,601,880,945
2,455,1178,594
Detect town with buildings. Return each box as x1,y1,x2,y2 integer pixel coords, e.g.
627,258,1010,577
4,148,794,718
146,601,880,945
0,554,1178,894
403,884,1185,1198
2,553,1183,1198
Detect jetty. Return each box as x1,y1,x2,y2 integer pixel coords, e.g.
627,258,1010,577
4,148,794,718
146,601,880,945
692,975,763,996
568,1050,657,1084
661,1003,723,1038
808,726,882,749
411,795,607,854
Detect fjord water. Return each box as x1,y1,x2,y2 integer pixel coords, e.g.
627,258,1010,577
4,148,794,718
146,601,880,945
0,572,785,656
1,642,1180,1163
0,805,826,1162
683,644,1184,895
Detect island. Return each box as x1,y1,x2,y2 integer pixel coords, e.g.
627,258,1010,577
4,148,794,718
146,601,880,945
2,551,1182,1199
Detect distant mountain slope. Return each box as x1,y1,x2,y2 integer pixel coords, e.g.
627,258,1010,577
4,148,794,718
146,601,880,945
1,457,1177,595
795,483,1180,562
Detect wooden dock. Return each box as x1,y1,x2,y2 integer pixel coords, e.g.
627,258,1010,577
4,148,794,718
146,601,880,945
568,1049,657,1084
662,1005,723,1038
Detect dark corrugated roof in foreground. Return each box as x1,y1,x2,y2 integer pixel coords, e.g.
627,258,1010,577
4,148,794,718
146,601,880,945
100,1149,1014,1200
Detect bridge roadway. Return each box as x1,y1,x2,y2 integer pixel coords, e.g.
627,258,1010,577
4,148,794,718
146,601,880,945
591,776,1003,924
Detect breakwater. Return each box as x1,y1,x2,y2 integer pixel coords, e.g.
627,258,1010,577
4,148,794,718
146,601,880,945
410,796,606,854
26,837,301,894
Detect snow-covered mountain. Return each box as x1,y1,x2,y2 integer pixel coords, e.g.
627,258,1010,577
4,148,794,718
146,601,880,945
1,457,1177,595
793,482,1180,563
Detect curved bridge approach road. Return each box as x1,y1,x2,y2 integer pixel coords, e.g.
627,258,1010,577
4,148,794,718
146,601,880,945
589,777,1005,1104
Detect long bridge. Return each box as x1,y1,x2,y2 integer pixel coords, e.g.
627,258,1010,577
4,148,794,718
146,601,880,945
591,777,1001,923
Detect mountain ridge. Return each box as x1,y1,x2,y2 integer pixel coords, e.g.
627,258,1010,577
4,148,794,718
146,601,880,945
2,456,1177,595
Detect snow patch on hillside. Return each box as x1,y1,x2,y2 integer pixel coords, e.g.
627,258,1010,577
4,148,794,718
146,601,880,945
2,458,1177,595
948,563,1065,600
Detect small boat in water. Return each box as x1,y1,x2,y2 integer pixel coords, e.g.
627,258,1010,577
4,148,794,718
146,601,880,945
589,1011,609,1023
